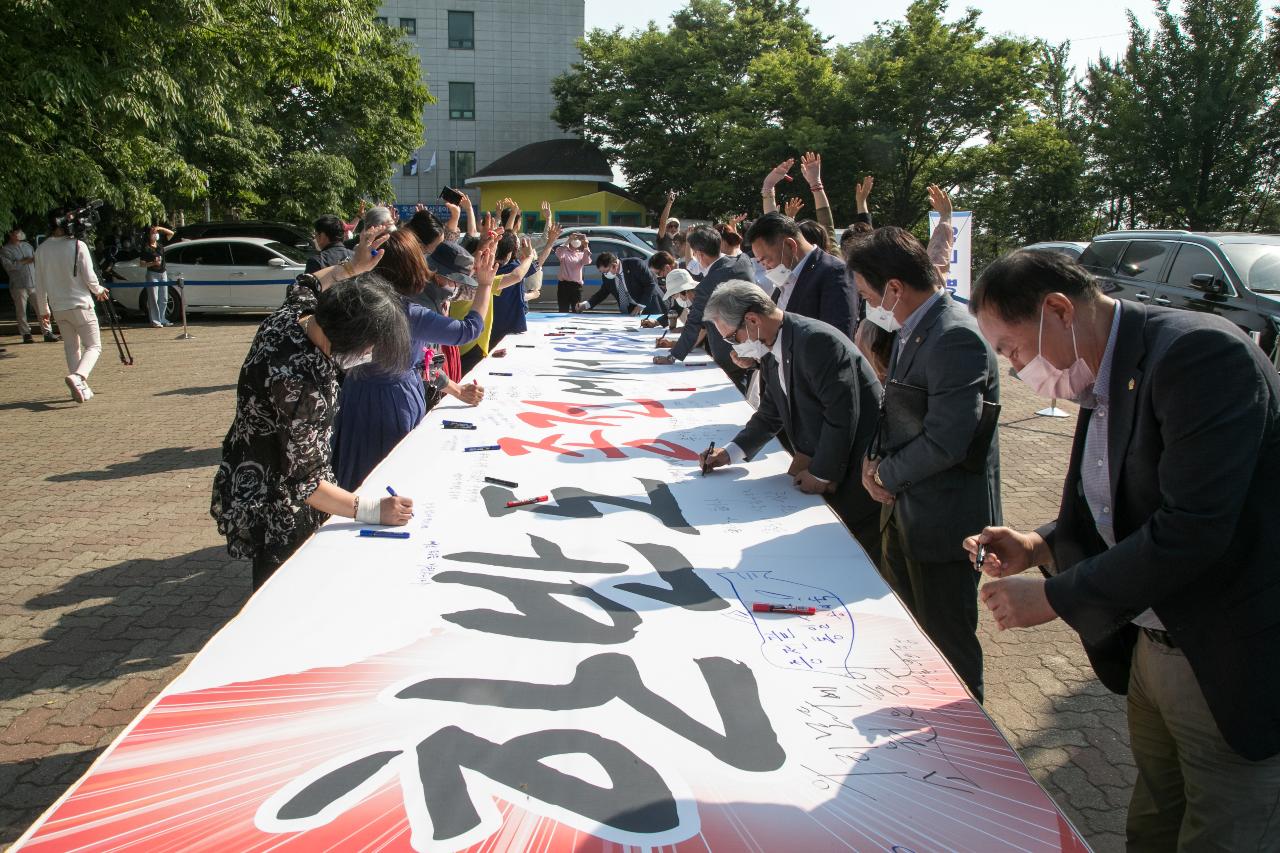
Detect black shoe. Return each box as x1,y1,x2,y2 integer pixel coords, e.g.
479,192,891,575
22,335,34,344
43,332,61,343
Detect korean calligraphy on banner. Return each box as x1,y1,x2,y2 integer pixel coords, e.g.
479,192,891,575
14,313,1088,853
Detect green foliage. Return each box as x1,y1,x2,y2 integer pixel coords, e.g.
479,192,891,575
1080,0,1280,229
0,0,431,231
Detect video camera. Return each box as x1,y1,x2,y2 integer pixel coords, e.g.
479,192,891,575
53,199,103,241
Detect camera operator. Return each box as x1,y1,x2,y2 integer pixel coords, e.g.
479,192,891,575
34,207,110,403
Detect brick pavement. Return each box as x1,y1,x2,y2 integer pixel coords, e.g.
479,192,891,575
0,311,1132,850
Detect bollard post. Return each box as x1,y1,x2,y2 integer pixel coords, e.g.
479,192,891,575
176,274,193,340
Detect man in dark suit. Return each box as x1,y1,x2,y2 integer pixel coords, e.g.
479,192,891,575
654,225,754,391
578,252,636,314
845,226,1002,702
700,281,883,563
746,212,857,340
621,256,665,315
965,249,1280,849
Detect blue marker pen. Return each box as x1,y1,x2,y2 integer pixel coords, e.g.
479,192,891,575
359,529,409,539
465,445,502,452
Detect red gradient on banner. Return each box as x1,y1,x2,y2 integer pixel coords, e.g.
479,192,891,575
17,616,1091,852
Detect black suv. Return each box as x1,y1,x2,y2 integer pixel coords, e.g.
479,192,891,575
1078,230,1280,363
173,220,312,252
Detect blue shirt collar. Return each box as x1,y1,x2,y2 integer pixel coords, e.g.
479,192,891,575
1085,300,1123,409
898,288,944,344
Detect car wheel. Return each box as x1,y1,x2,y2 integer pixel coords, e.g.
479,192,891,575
165,289,183,324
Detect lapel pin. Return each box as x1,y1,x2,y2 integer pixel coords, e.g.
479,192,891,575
1128,378,1136,391
915,336,922,344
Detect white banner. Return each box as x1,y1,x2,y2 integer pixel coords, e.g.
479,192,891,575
930,211,973,302
16,313,1086,853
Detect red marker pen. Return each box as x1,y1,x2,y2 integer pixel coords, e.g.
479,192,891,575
668,387,696,391
752,602,817,615
505,495,549,508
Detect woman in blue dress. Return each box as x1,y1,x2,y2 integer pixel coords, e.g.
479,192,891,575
331,230,496,491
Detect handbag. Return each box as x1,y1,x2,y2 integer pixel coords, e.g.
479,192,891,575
874,380,1000,474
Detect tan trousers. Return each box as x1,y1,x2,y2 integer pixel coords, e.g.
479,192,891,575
1126,632,1280,851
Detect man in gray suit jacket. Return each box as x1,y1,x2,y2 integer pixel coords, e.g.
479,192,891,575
845,227,1002,702
654,225,755,391
699,281,884,563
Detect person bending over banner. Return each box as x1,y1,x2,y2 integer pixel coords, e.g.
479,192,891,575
966,249,1280,850
212,227,415,589
698,280,884,565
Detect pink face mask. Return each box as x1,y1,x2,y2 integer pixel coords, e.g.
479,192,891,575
1017,305,1095,401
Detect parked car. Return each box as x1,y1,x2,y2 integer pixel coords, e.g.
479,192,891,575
1078,230,1280,364
558,226,661,251
1022,240,1089,259
173,220,312,251
535,237,656,307
108,237,307,321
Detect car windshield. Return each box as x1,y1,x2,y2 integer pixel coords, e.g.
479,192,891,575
636,232,659,248
266,241,308,264
1223,244,1280,293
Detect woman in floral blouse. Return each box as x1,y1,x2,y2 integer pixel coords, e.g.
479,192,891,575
212,229,416,588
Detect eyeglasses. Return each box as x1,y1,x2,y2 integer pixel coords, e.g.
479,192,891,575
721,324,742,345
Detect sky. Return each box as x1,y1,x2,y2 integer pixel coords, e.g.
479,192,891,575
584,0,1168,76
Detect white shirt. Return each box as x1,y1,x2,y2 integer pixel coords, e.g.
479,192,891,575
776,247,819,311
1,241,36,289
35,237,103,312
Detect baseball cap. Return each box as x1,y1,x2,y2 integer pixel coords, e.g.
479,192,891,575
664,268,698,298
426,240,478,290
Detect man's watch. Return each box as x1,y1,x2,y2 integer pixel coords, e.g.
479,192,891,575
873,469,885,488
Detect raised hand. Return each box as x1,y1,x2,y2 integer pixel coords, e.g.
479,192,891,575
762,158,795,192
517,236,534,260
666,189,678,203
927,183,953,217
783,197,805,218
800,151,822,187
352,224,391,273
473,244,499,288
855,176,874,213
546,223,563,242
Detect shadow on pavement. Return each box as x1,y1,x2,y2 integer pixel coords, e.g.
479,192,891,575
155,384,237,397
0,546,249,703
0,747,104,845
45,446,221,482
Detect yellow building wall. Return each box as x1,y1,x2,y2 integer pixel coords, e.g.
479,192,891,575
474,180,647,227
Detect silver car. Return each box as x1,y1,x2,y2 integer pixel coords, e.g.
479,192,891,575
109,237,308,319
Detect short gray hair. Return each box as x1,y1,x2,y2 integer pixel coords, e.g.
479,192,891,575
704,279,776,329
364,206,395,228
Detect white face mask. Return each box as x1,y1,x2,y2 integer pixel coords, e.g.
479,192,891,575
675,295,692,309
335,350,373,370
16,231,25,241
763,264,790,289
569,239,582,249
603,270,616,279
731,323,770,360
865,287,902,333
1017,304,1096,401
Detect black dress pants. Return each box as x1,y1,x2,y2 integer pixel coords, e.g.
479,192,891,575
879,510,984,702
557,281,583,312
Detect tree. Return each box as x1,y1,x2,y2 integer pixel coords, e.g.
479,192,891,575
552,0,830,220
0,0,430,230
830,0,1041,228
1080,0,1280,229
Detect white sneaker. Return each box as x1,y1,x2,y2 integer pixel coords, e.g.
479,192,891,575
65,374,88,403
82,383,94,401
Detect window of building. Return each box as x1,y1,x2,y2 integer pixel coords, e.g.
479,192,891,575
374,15,387,25
398,17,416,34
448,11,474,49
555,211,601,226
609,212,643,226
449,82,475,120
402,161,416,177
522,213,546,233
449,151,476,187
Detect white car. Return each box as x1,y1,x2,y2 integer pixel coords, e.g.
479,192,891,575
108,237,308,320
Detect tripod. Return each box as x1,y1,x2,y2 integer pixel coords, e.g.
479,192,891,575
100,292,134,366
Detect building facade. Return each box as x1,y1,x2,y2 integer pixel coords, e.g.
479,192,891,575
379,0,585,207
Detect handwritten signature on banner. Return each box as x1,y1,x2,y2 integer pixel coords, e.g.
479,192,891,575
498,398,699,461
